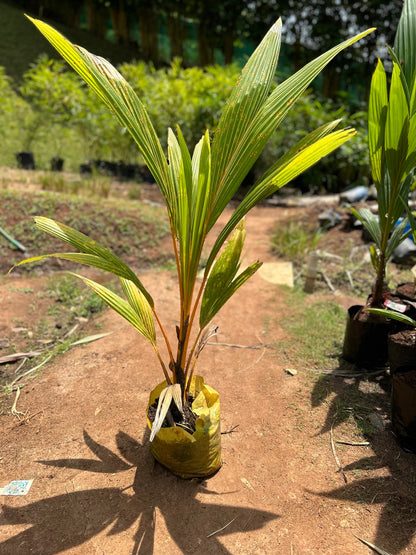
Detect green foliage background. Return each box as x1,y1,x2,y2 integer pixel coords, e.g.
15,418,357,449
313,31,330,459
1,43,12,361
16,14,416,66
0,55,369,193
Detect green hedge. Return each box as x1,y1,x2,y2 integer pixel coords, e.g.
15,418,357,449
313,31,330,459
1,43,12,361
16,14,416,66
0,56,369,192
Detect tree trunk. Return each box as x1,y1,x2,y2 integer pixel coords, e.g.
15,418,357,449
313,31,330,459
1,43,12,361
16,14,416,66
137,6,159,64
197,23,213,66
224,31,234,64
109,1,130,45
167,13,184,61
41,0,82,28
371,252,387,307
290,38,305,73
85,0,108,39
322,69,339,99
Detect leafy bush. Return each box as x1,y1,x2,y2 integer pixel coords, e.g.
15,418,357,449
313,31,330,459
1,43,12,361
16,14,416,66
0,66,33,166
120,58,240,148
256,94,370,193
1,57,370,192
19,55,137,163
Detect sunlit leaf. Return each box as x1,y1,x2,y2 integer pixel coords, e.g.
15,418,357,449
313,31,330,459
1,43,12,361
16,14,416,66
149,384,183,442
367,307,416,327
385,63,409,187
200,221,261,328
368,60,388,186
351,208,382,248
208,27,375,231
119,278,155,343
27,16,171,208
70,273,157,346
201,222,246,327
206,124,357,270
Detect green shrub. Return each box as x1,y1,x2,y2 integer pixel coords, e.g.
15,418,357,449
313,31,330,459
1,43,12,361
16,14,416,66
120,58,240,148
0,66,33,166
256,95,370,193
1,57,370,192
20,55,138,164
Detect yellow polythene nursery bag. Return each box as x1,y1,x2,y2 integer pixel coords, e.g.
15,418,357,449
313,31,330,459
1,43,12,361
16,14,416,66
146,375,222,478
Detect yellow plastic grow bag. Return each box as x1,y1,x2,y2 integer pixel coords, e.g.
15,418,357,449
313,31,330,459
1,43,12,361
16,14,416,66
146,375,222,478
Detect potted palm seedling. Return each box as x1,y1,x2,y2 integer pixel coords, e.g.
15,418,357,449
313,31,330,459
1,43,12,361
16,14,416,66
369,188,416,452
394,205,416,303
11,16,373,477
342,0,416,370
366,306,416,453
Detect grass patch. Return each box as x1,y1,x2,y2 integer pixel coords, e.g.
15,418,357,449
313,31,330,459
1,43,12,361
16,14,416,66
43,274,106,318
39,171,113,198
271,221,321,263
278,287,346,371
0,272,113,394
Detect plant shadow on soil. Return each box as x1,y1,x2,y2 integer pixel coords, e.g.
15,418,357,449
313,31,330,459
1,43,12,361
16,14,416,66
310,362,416,553
0,429,279,554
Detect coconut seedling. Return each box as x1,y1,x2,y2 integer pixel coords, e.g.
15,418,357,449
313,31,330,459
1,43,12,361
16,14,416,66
342,0,416,370
11,16,373,476
351,0,416,309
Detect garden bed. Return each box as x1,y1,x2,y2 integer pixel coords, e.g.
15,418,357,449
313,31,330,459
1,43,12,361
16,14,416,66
0,170,415,554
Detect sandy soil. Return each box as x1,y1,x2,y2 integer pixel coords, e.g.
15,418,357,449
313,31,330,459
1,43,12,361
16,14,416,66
0,180,416,554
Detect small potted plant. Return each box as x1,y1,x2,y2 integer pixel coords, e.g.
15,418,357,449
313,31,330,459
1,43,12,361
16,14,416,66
366,306,416,452
342,0,416,369
395,210,416,303
12,16,373,478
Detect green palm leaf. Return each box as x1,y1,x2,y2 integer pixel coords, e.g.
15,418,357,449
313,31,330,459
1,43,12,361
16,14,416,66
188,132,212,283
70,273,157,346
260,128,356,190
167,127,191,269
385,63,409,188
13,216,154,307
390,173,413,224
394,0,416,93
207,27,375,230
404,113,416,172
403,196,416,240
11,252,141,282
206,124,356,271
368,59,388,186
119,278,155,340
351,208,382,248
210,19,282,206
386,217,411,259
27,16,171,212
200,262,262,330
367,307,416,327
200,222,261,328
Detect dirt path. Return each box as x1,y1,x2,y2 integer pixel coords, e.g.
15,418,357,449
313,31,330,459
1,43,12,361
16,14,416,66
1,200,415,554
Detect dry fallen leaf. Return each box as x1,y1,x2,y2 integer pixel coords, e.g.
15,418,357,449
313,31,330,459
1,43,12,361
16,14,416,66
241,477,255,491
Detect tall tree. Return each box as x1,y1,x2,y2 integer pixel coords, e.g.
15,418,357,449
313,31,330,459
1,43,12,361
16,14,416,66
108,0,131,46
215,0,246,64
242,0,403,99
85,0,108,40
136,0,160,63
166,12,185,60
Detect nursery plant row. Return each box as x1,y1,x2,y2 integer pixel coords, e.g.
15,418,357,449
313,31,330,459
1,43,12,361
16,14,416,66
1,57,369,192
